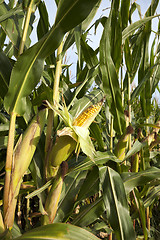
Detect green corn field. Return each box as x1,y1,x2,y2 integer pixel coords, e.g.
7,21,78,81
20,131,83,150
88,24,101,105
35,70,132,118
0,0,160,239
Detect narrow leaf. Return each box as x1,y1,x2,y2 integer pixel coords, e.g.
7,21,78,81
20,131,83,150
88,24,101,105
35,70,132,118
0,4,23,23
122,167,160,194
100,18,125,135
101,167,136,240
0,51,12,98
55,171,87,222
122,14,160,42
144,185,160,208
72,151,120,172
73,197,105,227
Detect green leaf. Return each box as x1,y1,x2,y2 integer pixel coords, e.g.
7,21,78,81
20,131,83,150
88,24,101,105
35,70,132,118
73,126,95,159
134,189,148,240
0,2,31,53
0,123,10,133
120,0,130,30
4,0,100,115
151,58,160,94
74,25,81,68
79,38,101,93
90,122,104,151
131,68,152,102
81,36,99,69
62,0,101,56
0,136,8,149
72,151,120,172
0,3,23,23
122,14,160,43
70,65,99,102
11,222,22,239
15,223,100,240
73,197,105,227
54,171,87,222
25,178,53,199
81,0,102,30
144,185,160,208
100,17,125,135
101,166,136,240
0,51,12,98
123,140,146,162
124,38,132,74
37,1,49,40
77,166,100,202
122,167,160,194
129,2,142,23
110,0,122,71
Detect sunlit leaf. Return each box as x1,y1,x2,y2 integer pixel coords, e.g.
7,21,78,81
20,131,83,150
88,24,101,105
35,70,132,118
100,167,136,240
122,14,160,42
15,223,100,240
122,167,160,194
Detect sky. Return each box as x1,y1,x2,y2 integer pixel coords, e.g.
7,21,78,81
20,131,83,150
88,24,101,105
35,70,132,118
30,0,160,100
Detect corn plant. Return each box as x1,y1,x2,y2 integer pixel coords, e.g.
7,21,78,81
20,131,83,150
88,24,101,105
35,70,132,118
0,0,160,240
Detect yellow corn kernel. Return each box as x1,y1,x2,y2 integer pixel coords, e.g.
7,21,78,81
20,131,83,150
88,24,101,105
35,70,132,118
72,98,104,128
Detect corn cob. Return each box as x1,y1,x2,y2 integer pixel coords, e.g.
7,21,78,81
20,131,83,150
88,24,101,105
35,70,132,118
47,99,104,175
114,125,133,161
72,98,104,128
4,107,47,229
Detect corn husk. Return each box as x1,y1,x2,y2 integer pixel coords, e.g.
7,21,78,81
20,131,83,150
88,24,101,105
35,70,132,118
114,125,133,161
47,127,77,178
45,162,68,223
4,108,47,229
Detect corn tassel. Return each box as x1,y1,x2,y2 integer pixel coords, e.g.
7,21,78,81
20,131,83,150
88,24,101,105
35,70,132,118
114,125,133,161
4,107,47,229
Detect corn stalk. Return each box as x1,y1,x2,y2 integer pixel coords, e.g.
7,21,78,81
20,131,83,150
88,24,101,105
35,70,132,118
3,0,37,229
45,41,63,178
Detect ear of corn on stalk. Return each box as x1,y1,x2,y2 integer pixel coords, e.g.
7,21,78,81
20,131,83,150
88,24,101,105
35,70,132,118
45,161,68,224
4,107,47,229
131,153,139,172
47,127,77,178
114,125,133,161
45,99,104,222
47,98,104,177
